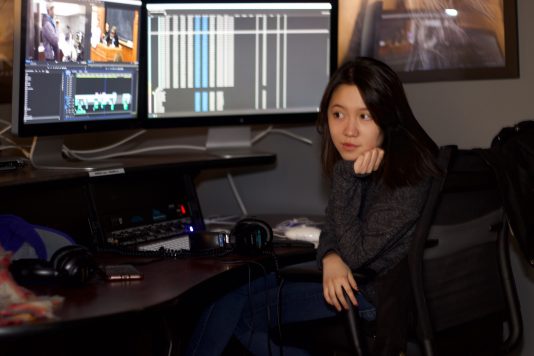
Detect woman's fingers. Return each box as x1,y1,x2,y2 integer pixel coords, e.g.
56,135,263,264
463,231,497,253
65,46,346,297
366,148,383,173
366,149,378,173
354,148,384,174
354,155,363,174
321,253,359,311
362,151,372,173
374,148,384,171
347,273,359,306
354,151,370,174
336,284,350,310
324,284,342,311
324,280,358,311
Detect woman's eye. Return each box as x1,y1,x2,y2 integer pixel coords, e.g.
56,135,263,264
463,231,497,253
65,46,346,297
360,113,372,121
332,111,343,119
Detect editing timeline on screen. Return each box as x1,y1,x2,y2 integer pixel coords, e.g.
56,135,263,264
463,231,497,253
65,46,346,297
145,1,335,125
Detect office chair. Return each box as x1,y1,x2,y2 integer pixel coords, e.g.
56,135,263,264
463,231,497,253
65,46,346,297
411,147,521,356
275,146,522,356
480,119,534,268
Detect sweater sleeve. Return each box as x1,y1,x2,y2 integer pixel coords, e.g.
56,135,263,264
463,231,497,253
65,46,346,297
316,160,368,268
317,160,430,273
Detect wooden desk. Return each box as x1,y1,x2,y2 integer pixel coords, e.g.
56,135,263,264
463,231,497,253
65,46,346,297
1,247,316,356
0,151,284,355
90,43,130,62
0,150,276,189
0,151,276,248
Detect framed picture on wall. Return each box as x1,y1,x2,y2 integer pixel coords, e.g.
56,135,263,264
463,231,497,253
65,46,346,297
0,0,14,103
338,0,519,82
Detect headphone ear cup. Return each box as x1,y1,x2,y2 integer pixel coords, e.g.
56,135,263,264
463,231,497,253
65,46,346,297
9,258,58,285
232,218,273,255
50,245,95,284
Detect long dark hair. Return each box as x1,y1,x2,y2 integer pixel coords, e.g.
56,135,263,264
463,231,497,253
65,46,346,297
317,57,441,188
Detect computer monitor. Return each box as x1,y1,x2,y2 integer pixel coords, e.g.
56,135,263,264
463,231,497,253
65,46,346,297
143,0,337,153
11,0,142,169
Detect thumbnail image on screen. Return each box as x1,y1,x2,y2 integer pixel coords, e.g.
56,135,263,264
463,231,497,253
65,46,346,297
146,2,333,120
19,0,140,127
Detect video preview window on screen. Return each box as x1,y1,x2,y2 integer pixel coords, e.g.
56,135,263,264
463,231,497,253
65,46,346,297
22,0,141,125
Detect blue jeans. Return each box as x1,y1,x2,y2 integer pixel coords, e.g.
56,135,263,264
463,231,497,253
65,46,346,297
186,272,376,356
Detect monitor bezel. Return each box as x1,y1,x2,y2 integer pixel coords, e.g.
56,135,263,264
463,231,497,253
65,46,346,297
11,0,144,137
140,0,338,130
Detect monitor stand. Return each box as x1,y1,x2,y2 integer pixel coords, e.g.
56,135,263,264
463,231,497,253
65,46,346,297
205,126,271,159
30,136,122,171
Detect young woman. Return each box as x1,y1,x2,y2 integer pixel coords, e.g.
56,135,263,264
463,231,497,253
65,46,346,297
186,57,441,356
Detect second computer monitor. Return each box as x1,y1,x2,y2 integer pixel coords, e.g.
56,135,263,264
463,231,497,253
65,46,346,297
145,1,337,127
11,0,142,137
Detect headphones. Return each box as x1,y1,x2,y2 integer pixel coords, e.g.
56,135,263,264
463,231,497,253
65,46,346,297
231,218,273,255
9,245,96,285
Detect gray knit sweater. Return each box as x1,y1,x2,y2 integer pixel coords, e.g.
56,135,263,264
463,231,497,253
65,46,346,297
316,160,430,300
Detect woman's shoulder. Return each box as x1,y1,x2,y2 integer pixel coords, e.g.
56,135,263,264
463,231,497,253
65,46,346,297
375,175,431,203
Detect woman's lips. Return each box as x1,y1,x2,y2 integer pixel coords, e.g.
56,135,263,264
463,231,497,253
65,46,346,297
342,143,359,151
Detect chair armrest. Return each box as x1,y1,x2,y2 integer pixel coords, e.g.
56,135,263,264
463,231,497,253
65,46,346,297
279,261,321,282
279,261,367,355
280,261,373,285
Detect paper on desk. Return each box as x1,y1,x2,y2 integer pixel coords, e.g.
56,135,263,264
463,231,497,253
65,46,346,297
274,218,322,248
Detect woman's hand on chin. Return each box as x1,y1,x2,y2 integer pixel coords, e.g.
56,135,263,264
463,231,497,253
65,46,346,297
353,147,384,175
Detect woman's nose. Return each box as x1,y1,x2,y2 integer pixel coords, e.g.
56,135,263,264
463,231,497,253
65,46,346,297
343,118,358,137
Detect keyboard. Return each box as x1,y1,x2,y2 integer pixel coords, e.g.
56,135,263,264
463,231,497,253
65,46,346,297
137,235,191,252
106,219,191,251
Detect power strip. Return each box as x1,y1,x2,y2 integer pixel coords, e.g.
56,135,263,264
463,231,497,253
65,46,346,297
0,156,26,171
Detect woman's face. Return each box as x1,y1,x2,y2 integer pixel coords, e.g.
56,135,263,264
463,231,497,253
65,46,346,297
327,84,383,161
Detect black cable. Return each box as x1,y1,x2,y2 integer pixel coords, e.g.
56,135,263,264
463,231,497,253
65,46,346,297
264,266,273,356
162,316,174,356
261,248,283,356
263,248,281,280
245,264,255,351
276,278,285,356
234,260,273,356
217,258,263,354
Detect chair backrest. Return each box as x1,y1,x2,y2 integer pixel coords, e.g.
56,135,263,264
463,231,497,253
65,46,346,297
480,120,534,266
408,145,454,356
409,147,522,355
